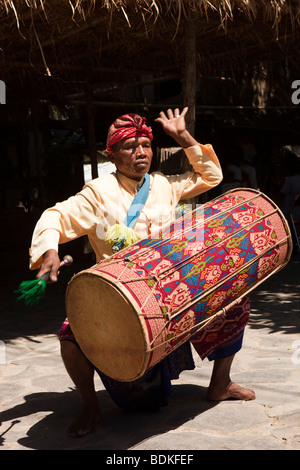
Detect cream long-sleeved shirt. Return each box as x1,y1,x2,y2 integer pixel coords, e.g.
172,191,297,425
29,143,223,269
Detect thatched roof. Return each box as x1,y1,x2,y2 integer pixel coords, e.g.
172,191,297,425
0,2,299,212
0,0,299,103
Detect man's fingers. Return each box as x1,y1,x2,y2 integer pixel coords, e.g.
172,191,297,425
37,261,60,283
37,269,56,283
166,108,174,119
181,107,188,117
49,270,59,283
156,111,167,121
158,107,188,121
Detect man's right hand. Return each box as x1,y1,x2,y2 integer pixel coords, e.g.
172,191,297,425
37,249,61,283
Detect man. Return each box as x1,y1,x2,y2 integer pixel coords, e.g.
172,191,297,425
30,107,255,437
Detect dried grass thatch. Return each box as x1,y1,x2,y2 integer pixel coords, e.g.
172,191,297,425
0,2,299,206
0,1,299,103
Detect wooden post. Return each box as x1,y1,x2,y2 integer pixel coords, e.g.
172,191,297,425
182,17,199,205
85,83,98,180
183,17,197,137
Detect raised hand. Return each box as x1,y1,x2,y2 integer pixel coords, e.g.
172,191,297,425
155,107,197,148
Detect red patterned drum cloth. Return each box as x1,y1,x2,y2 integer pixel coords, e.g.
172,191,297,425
66,189,292,382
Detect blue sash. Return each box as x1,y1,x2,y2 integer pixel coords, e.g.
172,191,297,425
125,172,150,227
112,173,150,251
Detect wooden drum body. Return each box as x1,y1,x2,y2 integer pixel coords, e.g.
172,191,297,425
66,189,292,382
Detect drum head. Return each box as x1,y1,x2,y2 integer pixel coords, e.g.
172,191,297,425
66,271,148,382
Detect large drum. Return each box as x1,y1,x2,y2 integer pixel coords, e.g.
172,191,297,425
66,189,292,382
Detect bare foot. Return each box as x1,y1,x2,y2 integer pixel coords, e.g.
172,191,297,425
67,404,102,438
207,381,256,401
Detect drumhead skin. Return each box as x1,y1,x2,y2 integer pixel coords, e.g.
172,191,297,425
66,272,149,382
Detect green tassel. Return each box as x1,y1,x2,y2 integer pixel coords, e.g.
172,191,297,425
15,279,47,306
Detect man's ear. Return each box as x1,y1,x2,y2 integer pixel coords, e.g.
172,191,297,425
107,152,116,163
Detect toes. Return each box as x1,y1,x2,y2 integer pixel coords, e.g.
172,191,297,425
207,383,256,401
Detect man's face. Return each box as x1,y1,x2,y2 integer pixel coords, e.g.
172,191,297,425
109,136,153,181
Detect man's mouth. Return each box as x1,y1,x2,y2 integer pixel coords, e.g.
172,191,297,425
135,159,148,168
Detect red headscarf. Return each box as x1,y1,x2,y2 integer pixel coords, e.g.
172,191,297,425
106,114,153,153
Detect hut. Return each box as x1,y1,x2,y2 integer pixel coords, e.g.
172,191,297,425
0,0,299,266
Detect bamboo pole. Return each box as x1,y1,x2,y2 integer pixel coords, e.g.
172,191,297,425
182,17,197,137
182,17,197,202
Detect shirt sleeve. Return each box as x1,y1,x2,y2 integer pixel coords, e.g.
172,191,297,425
165,143,223,201
29,186,103,269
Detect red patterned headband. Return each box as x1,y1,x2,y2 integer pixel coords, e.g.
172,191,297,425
106,114,153,153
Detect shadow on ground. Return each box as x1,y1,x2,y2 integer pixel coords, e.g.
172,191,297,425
0,384,216,450
248,257,300,336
